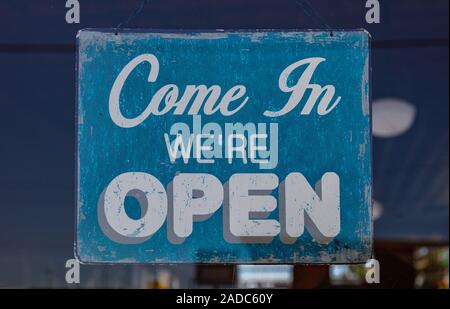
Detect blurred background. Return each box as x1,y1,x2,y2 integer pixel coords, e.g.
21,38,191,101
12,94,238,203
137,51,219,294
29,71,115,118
0,0,448,288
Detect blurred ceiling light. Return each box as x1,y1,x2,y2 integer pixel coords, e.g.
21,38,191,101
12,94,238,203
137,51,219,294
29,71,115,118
372,98,416,137
373,200,384,221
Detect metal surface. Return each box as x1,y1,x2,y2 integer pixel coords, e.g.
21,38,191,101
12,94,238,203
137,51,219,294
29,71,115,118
76,30,371,263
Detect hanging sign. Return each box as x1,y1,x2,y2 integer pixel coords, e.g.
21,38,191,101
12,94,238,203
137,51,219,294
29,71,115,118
76,30,372,263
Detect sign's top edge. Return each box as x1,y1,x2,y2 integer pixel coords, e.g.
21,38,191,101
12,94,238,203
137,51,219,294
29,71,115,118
77,28,371,39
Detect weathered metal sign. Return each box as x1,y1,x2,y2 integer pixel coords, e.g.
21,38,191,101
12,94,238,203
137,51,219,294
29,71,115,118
76,30,372,264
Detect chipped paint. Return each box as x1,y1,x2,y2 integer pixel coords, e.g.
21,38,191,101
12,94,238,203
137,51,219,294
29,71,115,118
76,30,372,264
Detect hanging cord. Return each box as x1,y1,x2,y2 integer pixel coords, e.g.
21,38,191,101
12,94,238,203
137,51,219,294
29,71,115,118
296,0,334,36
115,0,151,35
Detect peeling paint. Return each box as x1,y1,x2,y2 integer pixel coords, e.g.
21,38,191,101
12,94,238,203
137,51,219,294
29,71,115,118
76,30,372,264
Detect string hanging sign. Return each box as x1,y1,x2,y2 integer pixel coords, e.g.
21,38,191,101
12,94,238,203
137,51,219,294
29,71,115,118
76,30,372,263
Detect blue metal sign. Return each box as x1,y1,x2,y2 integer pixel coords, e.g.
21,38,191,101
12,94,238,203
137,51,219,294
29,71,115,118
76,30,372,263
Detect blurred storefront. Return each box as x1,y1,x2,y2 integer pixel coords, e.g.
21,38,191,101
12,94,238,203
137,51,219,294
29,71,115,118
0,0,448,288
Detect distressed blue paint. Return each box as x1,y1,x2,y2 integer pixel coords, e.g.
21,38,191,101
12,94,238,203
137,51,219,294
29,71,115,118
76,30,371,263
